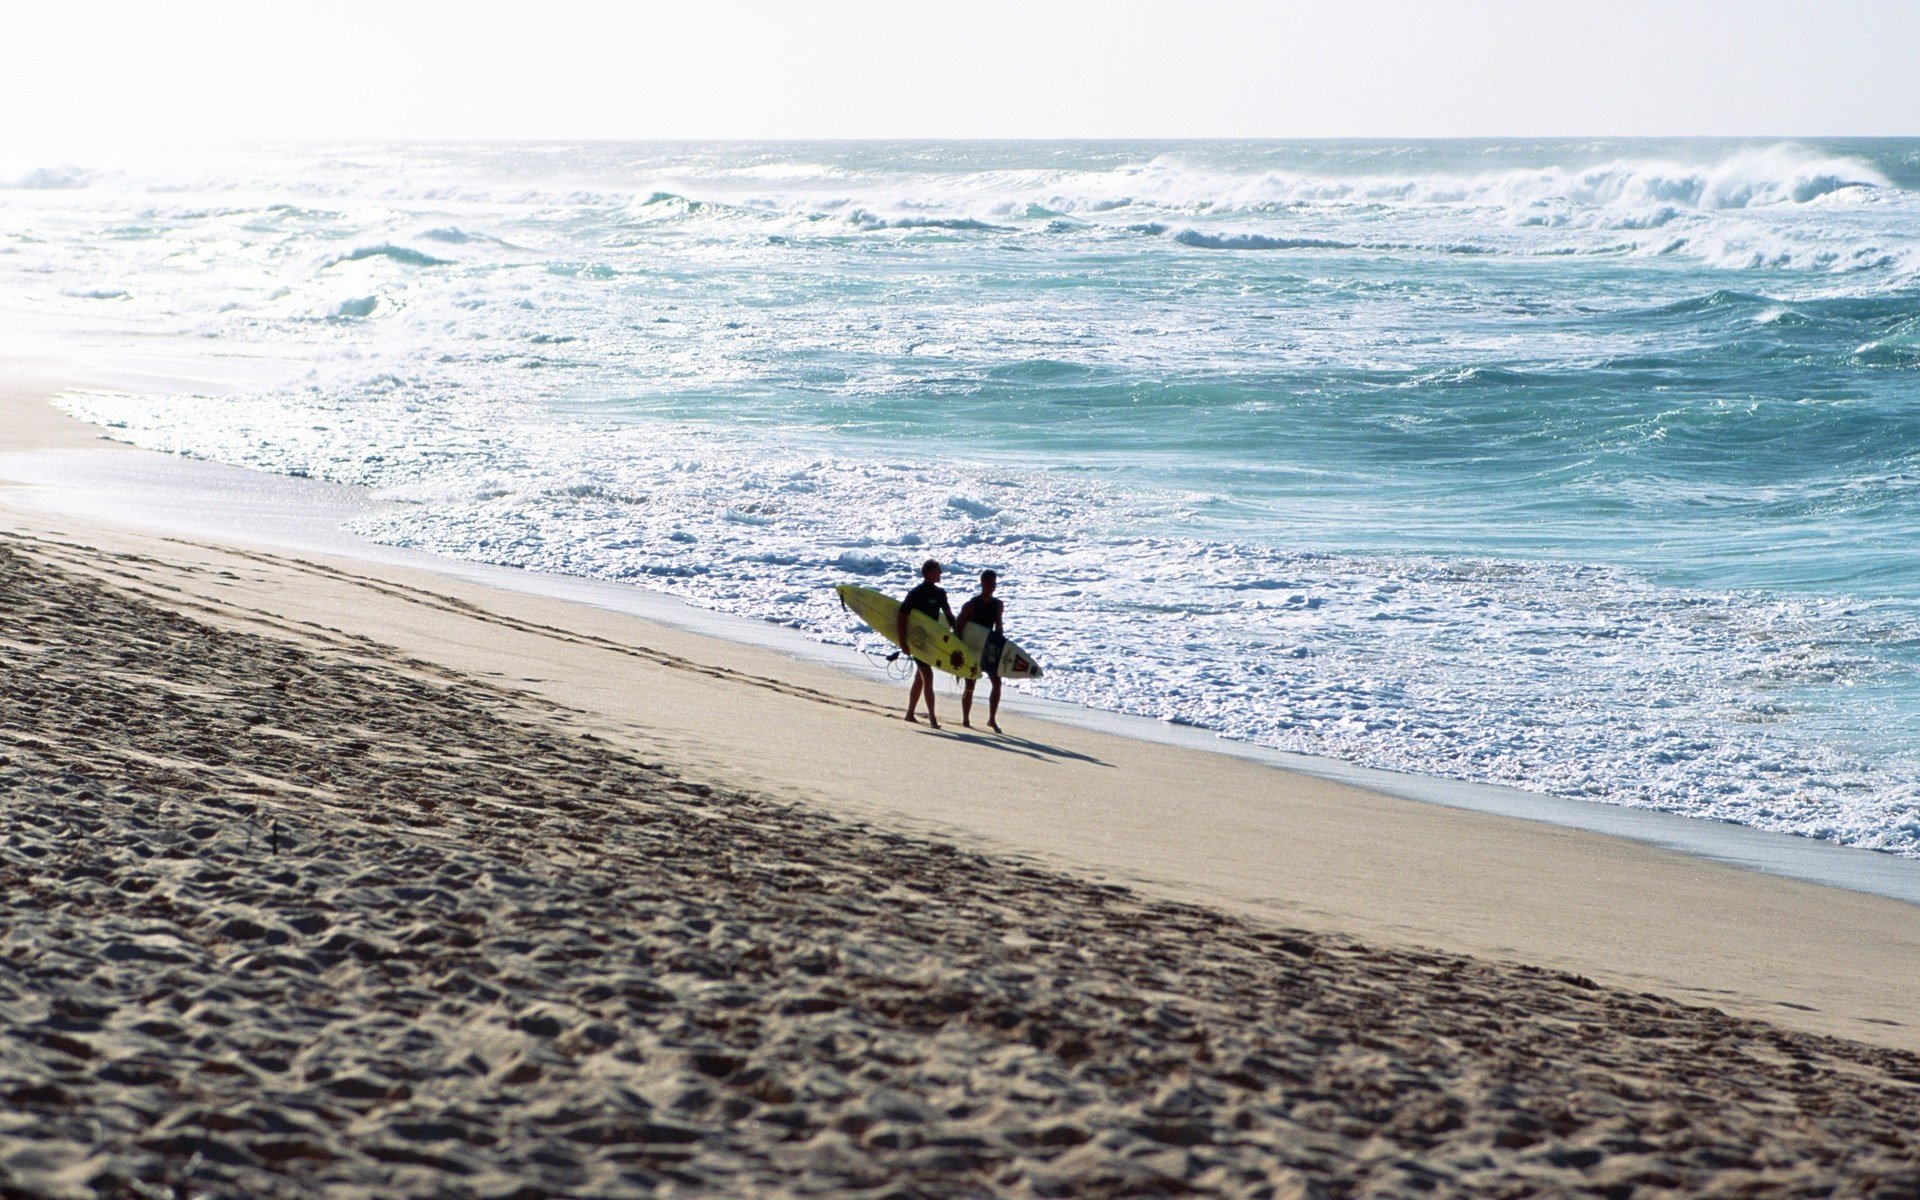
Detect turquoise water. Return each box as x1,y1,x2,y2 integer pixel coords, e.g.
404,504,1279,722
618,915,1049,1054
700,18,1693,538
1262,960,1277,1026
7,138,1919,851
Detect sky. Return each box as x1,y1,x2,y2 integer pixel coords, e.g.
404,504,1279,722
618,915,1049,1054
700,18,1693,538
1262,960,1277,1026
5,0,1918,147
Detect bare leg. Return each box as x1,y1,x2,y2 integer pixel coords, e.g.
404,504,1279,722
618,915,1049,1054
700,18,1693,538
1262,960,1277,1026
988,675,1003,733
905,670,924,723
961,678,976,727
921,665,940,728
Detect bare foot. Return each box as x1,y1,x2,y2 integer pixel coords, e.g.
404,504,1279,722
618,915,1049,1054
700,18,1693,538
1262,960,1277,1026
904,713,919,724
961,718,973,729
928,718,941,729
988,721,1002,733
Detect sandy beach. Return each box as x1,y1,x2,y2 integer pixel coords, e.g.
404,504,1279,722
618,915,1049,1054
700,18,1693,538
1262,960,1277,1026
6,369,1920,1198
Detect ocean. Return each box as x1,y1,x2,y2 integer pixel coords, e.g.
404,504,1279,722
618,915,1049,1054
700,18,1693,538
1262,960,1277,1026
5,138,1918,853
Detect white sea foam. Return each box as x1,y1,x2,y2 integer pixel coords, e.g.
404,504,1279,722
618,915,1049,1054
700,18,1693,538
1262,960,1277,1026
649,146,1888,226
320,243,453,270
2,165,94,190
326,295,380,320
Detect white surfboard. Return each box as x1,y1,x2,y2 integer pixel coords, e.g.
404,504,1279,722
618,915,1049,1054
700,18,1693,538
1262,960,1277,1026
958,619,1042,680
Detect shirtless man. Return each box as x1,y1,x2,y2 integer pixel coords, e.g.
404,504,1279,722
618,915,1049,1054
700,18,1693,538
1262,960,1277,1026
956,569,1006,733
896,559,956,727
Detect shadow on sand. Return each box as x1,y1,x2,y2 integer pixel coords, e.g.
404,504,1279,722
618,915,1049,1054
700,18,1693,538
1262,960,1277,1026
921,725,1112,768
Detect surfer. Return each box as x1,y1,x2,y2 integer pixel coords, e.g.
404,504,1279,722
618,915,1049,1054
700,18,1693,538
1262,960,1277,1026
956,569,1006,732
897,559,956,728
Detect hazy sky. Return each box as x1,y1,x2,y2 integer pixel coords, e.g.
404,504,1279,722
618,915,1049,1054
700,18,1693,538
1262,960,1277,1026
8,0,1919,147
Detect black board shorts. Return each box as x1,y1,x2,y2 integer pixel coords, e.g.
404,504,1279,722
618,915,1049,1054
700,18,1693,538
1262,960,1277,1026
979,630,1007,678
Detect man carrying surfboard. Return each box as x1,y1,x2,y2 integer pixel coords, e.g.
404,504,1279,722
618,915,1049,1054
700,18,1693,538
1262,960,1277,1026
898,559,957,728
956,569,1006,733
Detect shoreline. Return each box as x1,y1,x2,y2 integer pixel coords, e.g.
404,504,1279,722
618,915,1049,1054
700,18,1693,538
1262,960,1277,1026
8,361,1920,1195
7,514,1919,1198
13,372,1920,909
5,363,1920,1055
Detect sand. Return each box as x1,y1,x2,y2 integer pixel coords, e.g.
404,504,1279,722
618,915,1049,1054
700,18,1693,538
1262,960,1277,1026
4,372,1920,1197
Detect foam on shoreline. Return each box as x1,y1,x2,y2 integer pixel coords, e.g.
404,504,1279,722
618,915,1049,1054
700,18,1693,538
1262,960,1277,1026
7,392,1920,908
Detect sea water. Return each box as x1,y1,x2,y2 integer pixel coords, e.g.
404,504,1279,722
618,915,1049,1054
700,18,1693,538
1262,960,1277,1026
4,139,1918,853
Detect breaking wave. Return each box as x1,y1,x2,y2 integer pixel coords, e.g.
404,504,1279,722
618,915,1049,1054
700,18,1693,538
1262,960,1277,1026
1171,230,1495,255
3,165,93,190
848,212,1010,233
327,295,380,319
1173,232,1355,251
786,145,1893,222
321,244,452,270
1855,316,1920,364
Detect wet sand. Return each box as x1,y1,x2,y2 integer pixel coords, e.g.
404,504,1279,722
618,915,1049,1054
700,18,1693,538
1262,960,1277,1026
5,374,1920,1196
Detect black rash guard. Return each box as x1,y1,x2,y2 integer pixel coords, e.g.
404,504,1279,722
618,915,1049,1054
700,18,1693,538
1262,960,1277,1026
902,581,950,623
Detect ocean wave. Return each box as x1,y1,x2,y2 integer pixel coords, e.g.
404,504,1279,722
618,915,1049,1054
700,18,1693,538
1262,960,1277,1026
550,481,647,505
945,495,1002,518
1172,229,1495,255
1854,316,1920,363
327,295,380,319
784,144,1894,223
713,161,840,181
641,191,701,211
1539,242,1639,256
26,142,1896,228
1517,148,1885,211
1608,206,1685,229
321,243,452,270
1227,145,1883,213
1751,305,1817,328
832,550,893,575
1173,231,1355,251
1405,365,1541,388
985,359,1095,384
1685,237,1915,276
1641,290,1778,318
848,211,1009,233
545,262,619,280
544,164,1913,281
3,166,93,190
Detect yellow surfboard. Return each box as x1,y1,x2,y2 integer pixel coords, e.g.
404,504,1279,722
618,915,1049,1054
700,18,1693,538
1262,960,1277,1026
837,584,979,679
836,584,1043,681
